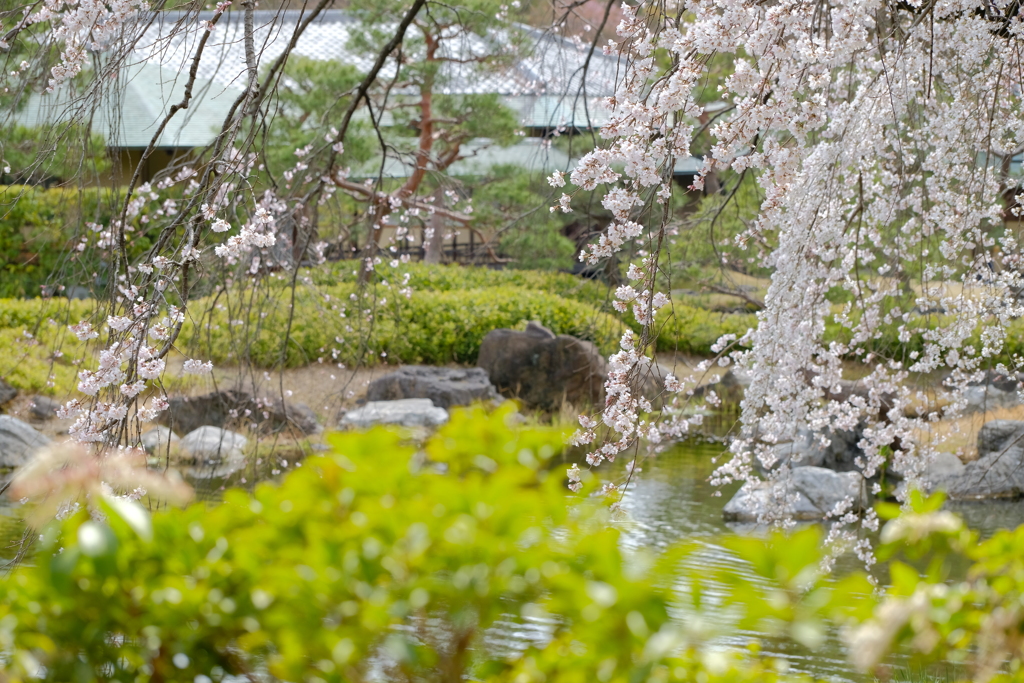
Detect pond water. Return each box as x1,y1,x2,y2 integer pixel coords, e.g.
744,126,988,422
612,440,1024,681
1,434,1022,681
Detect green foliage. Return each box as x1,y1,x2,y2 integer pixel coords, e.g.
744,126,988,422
0,125,110,185
671,172,767,277
262,57,375,180
0,296,98,395
0,185,149,298
179,283,625,367
469,165,575,270
2,411,1022,682
848,492,1024,679
0,325,79,395
0,407,857,683
654,303,756,355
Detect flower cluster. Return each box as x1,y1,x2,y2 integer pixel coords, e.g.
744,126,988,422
559,0,1024,540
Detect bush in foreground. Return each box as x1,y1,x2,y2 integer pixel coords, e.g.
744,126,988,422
4,408,1023,682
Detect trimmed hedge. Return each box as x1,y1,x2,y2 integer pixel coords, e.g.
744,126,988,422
179,284,625,367
0,186,123,298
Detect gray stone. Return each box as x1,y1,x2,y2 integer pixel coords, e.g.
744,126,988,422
0,415,51,468
754,426,866,476
179,426,248,462
947,420,1024,500
894,452,966,495
366,366,500,409
340,399,449,429
723,466,869,522
977,419,1024,457
963,384,1020,414
28,395,60,421
719,368,754,391
927,451,967,481
477,323,606,410
724,481,821,523
141,427,180,455
161,390,320,436
0,380,16,406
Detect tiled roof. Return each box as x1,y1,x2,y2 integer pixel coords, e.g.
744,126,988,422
350,137,573,178
11,61,236,148
11,8,628,174
133,9,621,98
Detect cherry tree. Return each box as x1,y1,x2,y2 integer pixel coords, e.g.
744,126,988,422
560,0,1024,533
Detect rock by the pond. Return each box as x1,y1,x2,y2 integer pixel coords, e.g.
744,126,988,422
141,426,180,455
179,426,248,462
0,379,17,407
893,451,966,495
753,424,870,477
723,466,869,522
365,366,500,408
28,395,60,421
341,399,449,429
0,415,51,468
947,420,1024,499
161,390,320,435
963,383,1021,414
477,322,606,409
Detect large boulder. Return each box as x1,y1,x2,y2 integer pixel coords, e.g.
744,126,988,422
723,466,870,522
365,366,500,408
160,390,319,436
340,399,448,430
892,451,966,495
0,380,16,407
141,426,180,455
753,424,871,477
179,426,248,462
0,415,51,468
28,395,60,421
947,420,1024,499
963,384,1021,414
477,322,606,410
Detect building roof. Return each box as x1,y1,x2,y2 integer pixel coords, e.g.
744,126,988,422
133,9,621,99
10,61,237,148
350,137,573,179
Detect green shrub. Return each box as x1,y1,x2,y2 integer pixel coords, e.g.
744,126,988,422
0,326,79,395
0,406,871,683
0,298,99,394
179,284,625,367
0,186,123,298
308,261,613,308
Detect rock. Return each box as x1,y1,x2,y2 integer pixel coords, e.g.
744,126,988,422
365,366,501,409
724,481,821,523
723,466,869,522
969,370,1023,393
141,427,180,455
477,323,606,410
161,390,320,435
947,420,1024,499
963,384,1020,414
340,399,449,429
753,425,868,476
893,452,965,494
28,395,60,421
0,379,16,407
719,368,754,391
179,426,248,462
0,415,51,468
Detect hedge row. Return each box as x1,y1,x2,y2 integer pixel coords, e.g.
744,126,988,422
0,186,131,298
178,285,626,367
